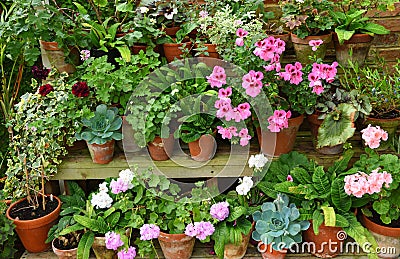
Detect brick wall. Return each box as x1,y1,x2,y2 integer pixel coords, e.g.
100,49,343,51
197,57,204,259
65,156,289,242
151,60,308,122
264,1,400,66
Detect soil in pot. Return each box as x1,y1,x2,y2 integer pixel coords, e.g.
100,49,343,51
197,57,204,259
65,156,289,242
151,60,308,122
158,232,195,259
8,196,58,220
52,235,78,259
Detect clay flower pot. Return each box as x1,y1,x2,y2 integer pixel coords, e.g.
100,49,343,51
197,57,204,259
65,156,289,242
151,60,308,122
256,114,304,157
52,239,77,259
158,232,195,259
163,42,192,63
224,225,253,259
86,139,115,164
188,134,217,161
91,236,117,259
303,221,344,258
39,40,76,74
291,33,332,64
360,213,400,258
333,33,373,68
147,135,175,161
6,195,61,253
258,242,287,259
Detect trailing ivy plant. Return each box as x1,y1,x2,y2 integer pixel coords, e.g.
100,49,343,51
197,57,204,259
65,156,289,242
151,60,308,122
257,151,379,259
0,197,17,258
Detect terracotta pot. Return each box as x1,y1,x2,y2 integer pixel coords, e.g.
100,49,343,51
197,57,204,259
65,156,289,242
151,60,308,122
333,33,373,68
6,195,61,253
364,116,400,151
164,26,181,37
291,33,332,64
303,221,344,258
258,242,287,259
86,140,115,164
196,43,220,59
52,239,77,259
188,134,217,161
163,42,192,63
360,213,400,258
147,135,175,161
92,236,117,259
307,114,344,155
256,114,304,157
39,40,76,74
131,44,147,55
224,225,253,259
158,232,195,259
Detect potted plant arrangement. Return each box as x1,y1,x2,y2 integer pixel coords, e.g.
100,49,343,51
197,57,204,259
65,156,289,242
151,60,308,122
343,126,400,258
330,1,391,67
341,58,400,150
279,0,335,64
257,151,379,258
47,181,86,259
252,193,310,259
76,104,123,164
5,72,92,252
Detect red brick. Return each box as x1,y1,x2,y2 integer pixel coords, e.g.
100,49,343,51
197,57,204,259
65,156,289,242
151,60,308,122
371,33,400,46
374,18,400,32
377,48,400,61
367,2,400,17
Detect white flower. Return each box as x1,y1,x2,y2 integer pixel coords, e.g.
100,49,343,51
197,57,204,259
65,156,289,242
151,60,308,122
99,182,108,192
171,89,179,95
119,169,134,189
295,0,304,2
164,8,177,19
236,177,253,196
140,7,149,14
149,18,156,24
248,154,268,170
91,191,113,209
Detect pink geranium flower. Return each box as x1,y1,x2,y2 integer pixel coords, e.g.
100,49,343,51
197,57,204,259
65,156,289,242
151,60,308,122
279,62,303,85
207,66,226,88
236,28,248,38
242,70,264,97
267,110,292,133
235,38,244,47
361,125,388,149
309,39,323,51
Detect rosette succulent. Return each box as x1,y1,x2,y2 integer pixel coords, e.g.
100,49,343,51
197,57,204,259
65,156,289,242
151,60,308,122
252,193,310,251
76,104,122,145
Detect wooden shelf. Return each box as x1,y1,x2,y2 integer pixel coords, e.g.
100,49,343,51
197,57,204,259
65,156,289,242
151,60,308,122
52,131,371,180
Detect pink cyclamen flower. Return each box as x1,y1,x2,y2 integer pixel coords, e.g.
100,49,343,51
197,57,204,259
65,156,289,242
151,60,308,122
235,38,244,47
242,70,264,97
210,201,230,221
207,66,226,88
309,39,323,51
117,246,137,259
80,50,90,61
105,232,124,250
236,28,248,38
140,224,160,240
110,178,129,194
361,125,388,149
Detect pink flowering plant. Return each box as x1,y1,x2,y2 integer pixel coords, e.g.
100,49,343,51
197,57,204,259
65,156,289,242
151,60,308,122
343,127,400,225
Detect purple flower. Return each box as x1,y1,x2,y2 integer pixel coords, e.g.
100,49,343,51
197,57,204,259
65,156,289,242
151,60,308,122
210,202,230,221
117,246,136,259
110,178,129,194
140,224,160,240
105,232,124,250
80,50,90,61
185,222,215,240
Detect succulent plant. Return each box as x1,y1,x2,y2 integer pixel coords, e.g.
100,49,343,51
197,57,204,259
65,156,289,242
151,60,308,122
252,193,310,251
76,104,122,145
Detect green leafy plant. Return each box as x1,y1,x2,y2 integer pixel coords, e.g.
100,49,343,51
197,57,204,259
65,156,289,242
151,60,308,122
76,50,160,111
0,200,17,258
76,104,122,145
330,9,390,44
341,58,400,118
252,193,310,250
280,0,335,38
257,151,379,259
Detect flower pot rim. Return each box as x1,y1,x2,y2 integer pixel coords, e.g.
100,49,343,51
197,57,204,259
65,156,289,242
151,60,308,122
6,195,61,226
332,32,374,44
86,139,115,147
52,238,78,253
360,213,400,237
163,42,192,47
365,116,400,122
158,231,194,242
290,32,332,44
